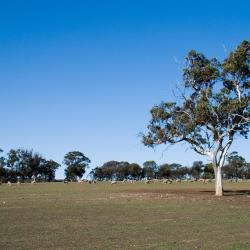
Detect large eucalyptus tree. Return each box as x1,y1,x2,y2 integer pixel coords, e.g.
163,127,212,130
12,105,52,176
142,41,250,196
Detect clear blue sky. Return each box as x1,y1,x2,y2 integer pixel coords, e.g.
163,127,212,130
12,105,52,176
1,0,249,178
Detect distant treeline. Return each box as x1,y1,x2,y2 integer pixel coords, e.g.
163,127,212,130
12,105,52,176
0,148,60,182
91,156,250,181
0,148,249,182
0,148,91,183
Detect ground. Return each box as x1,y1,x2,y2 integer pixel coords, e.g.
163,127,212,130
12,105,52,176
0,181,250,250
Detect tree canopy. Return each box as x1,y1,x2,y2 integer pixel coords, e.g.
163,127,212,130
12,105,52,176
0,148,60,182
64,151,90,181
224,151,248,179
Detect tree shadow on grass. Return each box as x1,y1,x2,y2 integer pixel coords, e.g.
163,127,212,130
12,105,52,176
223,190,250,196
201,190,250,196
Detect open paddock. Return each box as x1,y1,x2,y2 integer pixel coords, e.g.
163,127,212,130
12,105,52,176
0,182,250,249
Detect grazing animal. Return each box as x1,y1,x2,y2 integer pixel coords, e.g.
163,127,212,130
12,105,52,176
7,181,12,186
163,179,172,184
205,179,212,183
64,180,68,184
111,181,117,185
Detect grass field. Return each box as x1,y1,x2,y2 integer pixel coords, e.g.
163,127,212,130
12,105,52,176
1,182,250,250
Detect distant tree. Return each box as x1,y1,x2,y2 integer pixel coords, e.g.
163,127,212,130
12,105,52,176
142,161,158,179
2,148,59,182
6,149,19,181
0,148,5,165
116,161,130,180
92,167,104,180
64,151,90,181
0,166,8,182
41,160,60,182
101,161,120,180
92,161,142,181
0,148,7,182
28,152,44,180
170,164,189,179
0,149,6,169
128,163,142,180
246,163,250,179
142,41,250,196
190,161,204,180
202,163,215,179
224,152,248,179
7,149,43,181
158,163,172,179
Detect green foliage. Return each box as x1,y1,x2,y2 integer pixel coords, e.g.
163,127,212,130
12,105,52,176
41,160,61,182
0,148,60,182
64,151,90,181
93,161,142,181
7,149,43,180
92,160,225,181
158,163,172,178
128,163,142,179
143,41,250,165
142,161,158,179
202,163,215,179
224,152,248,179
222,40,250,92
190,161,203,179
0,148,6,168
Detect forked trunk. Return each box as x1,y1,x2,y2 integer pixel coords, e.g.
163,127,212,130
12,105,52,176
210,139,232,196
215,167,223,196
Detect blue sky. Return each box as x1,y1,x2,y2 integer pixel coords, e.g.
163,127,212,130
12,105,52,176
1,0,249,178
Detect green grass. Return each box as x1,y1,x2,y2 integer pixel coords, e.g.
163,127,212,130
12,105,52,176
0,182,250,249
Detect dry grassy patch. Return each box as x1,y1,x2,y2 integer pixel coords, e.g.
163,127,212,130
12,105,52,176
0,182,250,249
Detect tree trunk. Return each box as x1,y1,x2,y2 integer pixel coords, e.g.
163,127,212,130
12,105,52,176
210,139,232,196
215,167,223,196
